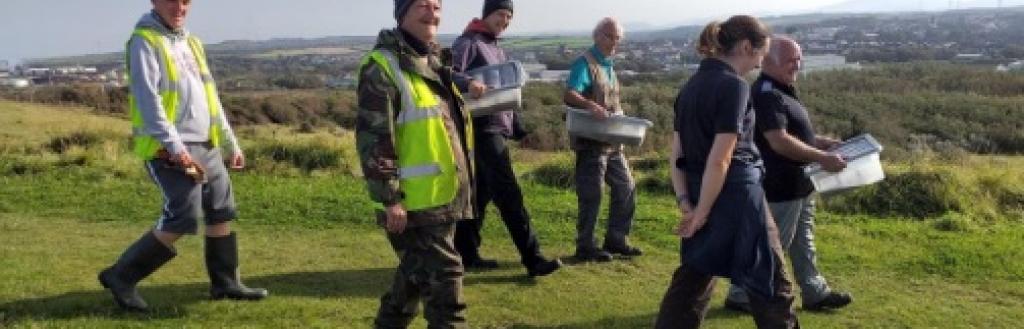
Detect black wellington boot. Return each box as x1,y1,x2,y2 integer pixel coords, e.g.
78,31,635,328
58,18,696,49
205,233,268,300
98,231,177,312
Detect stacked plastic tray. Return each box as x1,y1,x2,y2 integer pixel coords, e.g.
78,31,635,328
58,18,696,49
565,107,654,146
804,133,885,193
463,61,528,117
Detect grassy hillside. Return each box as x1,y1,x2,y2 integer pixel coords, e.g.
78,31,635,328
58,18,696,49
1,101,1023,328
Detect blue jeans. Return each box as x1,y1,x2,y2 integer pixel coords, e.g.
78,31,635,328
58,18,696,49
727,196,831,305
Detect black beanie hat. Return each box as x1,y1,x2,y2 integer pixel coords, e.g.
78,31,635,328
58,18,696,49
395,0,444,22
483,0,513,19
395,0,415,22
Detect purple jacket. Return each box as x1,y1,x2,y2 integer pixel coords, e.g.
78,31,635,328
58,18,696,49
452,19,514,136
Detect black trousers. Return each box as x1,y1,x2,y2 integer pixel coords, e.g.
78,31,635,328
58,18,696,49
454,131,543,268
655,211,799,329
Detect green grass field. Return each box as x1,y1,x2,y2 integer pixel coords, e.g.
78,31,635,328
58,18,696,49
502,37,593,49
2,100,1023,328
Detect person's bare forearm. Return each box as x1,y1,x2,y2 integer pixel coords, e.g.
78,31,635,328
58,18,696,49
670,134,689,205
564,90,599,111
693,134,738,216
814,136,840,150
766,130,829,163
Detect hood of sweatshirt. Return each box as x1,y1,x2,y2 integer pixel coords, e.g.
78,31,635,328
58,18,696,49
462,19,496,40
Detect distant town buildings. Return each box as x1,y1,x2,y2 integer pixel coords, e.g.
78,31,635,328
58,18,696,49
533,70,571,83
953,53,989,63
802,54,862,73
996,60,1024,72
0,78,31,88
12,65,122,87
0,61,32,88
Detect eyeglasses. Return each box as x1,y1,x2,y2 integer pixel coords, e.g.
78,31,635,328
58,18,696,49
601,31,623,42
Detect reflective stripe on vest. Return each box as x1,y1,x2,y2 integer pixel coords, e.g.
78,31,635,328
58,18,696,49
360,49,473,211
127,28,222,160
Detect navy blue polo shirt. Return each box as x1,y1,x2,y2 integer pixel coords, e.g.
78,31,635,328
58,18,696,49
673,59,781,298
752,74,817,202
674,58,760,173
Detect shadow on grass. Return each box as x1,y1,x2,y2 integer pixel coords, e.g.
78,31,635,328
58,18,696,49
464,273,537,287
0,267,393,323
511,307,750,328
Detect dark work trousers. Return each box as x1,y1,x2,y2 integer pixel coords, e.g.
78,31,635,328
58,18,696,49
574,148,636,251
376,222,467,329
454,131,543,268
654,209,799,329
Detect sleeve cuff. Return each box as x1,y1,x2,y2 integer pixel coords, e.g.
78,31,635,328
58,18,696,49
371,178,404,206
164,141,187,156
227,137,243,156
380,190,405,207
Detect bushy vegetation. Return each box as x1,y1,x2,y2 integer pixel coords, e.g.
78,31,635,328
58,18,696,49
820,156,1024,222
239,125,359,176
520,151,1024,223
801,64,1024,157
5,63,1022,159
0,101,356,181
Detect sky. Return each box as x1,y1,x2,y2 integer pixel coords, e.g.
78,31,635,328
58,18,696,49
0,0,1020,65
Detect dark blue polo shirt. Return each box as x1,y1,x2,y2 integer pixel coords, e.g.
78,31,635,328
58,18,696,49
672,59,780,298
674,58,760,173
752,74,817,202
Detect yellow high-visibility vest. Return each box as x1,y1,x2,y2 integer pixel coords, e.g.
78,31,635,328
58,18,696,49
126,28,222,160
360,49,474,211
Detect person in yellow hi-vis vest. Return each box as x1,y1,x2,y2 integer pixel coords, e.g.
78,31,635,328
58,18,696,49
356,0,475,327
98,0,266,312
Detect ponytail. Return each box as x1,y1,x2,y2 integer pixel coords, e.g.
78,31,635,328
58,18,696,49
695,15,770,58
697,21,723,57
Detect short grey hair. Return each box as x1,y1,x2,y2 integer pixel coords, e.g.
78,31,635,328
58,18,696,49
592,17,623,41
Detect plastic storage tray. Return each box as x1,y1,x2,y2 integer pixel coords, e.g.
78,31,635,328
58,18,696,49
466,61,527,90
805,134,885,193
566,107,654,146
464,61,527,117
464,88,522,117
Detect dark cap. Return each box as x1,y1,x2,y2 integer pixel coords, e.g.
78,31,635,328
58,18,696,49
483,0,513,19
395,0,444,23
395,0,415,22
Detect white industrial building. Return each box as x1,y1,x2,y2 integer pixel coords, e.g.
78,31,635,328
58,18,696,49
802,54,862,73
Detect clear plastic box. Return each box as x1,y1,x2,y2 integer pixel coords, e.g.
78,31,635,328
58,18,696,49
566,107,654,146
804,134,885,193
466,61,527,90
464,61,527,117
464,88,521,117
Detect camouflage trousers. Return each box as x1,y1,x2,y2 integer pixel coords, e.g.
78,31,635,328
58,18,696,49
375,222,468,329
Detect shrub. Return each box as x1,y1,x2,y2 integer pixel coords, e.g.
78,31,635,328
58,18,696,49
524,158,575,189
45,131,103,154
249,142,343,172
820,158,1020,221
823,166,970,218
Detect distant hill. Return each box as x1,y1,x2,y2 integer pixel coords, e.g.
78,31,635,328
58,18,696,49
28,5,1024,66
26,34,460,67
633,5,1024,43
824,0,1024,13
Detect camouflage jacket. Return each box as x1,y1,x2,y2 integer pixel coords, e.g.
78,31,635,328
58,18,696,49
356,28,475,227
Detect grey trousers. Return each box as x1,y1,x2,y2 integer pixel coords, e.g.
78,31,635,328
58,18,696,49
727,197,831,305
573,148,636,251
145,143,237,234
